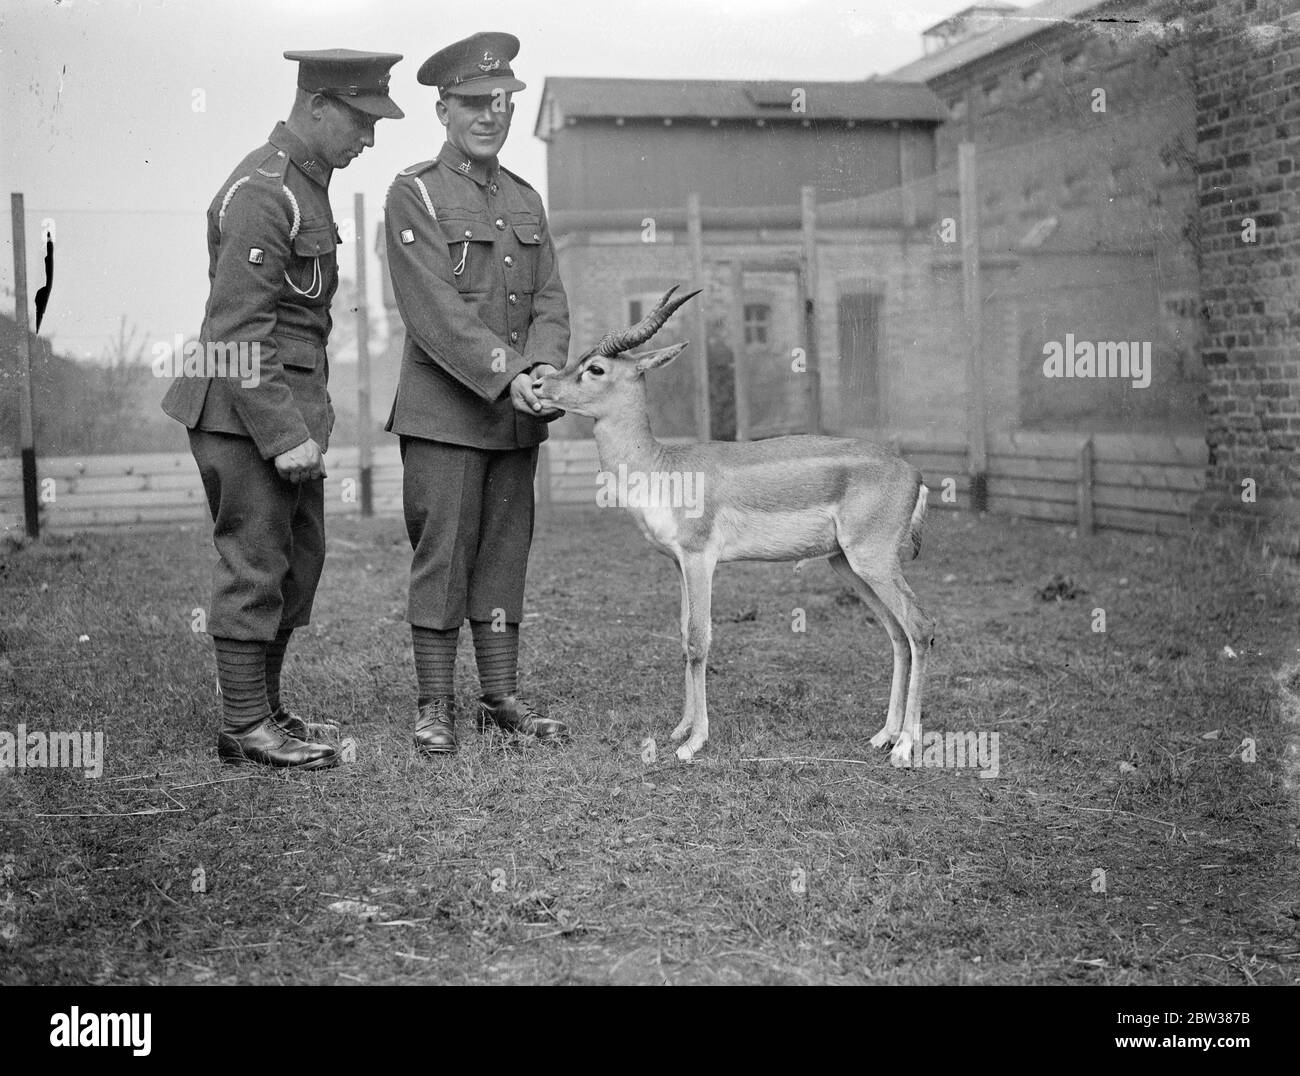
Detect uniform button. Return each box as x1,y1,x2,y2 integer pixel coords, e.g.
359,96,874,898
503,255,514,267
508,292,518,303
463,228,473,238
489,183,499,194
495,218,506,230
533,233,540,241
510,331,519,342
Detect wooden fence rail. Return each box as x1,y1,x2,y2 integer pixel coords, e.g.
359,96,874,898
1,430,1207,538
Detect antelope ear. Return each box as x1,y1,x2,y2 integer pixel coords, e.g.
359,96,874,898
633,342,689,375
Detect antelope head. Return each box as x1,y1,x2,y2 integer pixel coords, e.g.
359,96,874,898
534,285,700,419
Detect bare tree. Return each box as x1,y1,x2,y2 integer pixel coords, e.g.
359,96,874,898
90,316,147,452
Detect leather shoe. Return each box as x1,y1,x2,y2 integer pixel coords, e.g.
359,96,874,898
218,717,339,770
476,694,570,743
271,705,340,742
414,696,457,755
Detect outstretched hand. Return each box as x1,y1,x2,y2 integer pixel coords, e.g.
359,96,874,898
510,369,562,418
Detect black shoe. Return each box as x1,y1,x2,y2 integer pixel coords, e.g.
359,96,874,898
414,697,457,755
217,717,339,770
270,705,340,742
476,694,570,743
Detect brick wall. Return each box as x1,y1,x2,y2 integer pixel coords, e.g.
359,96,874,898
1188,0,1300,534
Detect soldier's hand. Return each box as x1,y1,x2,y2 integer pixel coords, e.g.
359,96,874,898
274,438,326,483
510,371,562,418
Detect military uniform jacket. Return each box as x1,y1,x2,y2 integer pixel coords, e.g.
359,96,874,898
162,123,338,460
383,142,569,449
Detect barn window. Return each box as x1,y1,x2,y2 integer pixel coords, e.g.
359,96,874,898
743,303,771,346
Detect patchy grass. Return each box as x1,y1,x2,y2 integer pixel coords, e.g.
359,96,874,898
1,505,1297,984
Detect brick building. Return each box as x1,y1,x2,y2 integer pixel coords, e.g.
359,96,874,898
1184,0,1300,533
533,77,953,441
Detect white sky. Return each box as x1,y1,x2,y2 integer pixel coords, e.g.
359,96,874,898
0,0,952,360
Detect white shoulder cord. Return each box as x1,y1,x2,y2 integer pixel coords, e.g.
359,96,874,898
281,184,302,242
217,176,251,232
410,174,462,275
412,176,437,220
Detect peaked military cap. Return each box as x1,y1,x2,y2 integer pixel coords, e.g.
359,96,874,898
285,48,405,119
417,32,526,95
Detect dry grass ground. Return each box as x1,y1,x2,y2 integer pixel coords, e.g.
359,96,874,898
1,505,1297,984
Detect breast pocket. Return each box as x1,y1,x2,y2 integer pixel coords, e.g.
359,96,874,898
512,222,543,291
438,217,494,296
286,219,336,303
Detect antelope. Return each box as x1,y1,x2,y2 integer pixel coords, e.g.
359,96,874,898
534,286,935,763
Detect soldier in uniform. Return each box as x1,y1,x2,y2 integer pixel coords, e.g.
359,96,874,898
384,32,570,755
163,49,404,769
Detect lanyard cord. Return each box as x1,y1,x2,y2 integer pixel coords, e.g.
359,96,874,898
285,255,322,299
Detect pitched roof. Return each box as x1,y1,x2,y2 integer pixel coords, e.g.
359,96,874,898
534,76,947,137
888,0,1117,82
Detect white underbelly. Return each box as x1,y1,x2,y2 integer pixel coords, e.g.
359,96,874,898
715,508,838,561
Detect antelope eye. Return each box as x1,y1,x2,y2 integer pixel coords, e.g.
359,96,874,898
585,364,605,377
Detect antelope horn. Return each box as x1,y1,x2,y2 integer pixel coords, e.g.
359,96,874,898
596,285,701,357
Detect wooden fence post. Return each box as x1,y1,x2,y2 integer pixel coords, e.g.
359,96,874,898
958,144,987,512
1077,436,1095,535
728,260,751,442
10,193,39,538
686,193,711,442
800,186,822,435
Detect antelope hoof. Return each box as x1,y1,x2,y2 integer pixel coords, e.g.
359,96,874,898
669,717,693,742
869,727,893,750
676,736,706,762
889,733,915,768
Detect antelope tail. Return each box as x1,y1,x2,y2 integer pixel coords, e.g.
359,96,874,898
907,482,928,561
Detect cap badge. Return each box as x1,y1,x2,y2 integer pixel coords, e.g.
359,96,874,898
478,51,500,73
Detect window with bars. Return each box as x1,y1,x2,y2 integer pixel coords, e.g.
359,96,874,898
743,303,771,346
